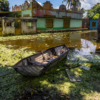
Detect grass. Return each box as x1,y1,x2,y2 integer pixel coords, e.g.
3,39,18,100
0,45,100,100
0,32,100,100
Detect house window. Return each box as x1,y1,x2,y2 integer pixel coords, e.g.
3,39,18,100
92,22,96,27
0,21,2,27
26,22,33,27
6,22,12,26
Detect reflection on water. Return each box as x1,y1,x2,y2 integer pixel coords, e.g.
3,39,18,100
75,39,97,55
0,30,99,53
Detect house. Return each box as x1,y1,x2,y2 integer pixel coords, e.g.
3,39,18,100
83,13,99,30
12,0,83,31
0,0,83,36
89,19,98,30
2,17,15,35
31,0,83,30
82,18,98,30
1,17,37,36
21,18,37,34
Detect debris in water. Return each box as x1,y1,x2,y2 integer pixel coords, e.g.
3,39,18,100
80,66,90,71
65,68,82,82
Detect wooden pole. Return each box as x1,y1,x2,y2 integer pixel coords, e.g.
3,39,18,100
97,16,100,40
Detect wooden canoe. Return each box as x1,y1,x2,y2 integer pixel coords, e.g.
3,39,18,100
13,45,69,76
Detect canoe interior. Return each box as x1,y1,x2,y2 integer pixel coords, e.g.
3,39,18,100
14,45,68,67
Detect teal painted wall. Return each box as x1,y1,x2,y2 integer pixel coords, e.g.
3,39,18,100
21,2,32,17
70,19,82,28
37,18,64,30
37,18,82,30
37,18,46,30
54,19,63,29
21,9,32,17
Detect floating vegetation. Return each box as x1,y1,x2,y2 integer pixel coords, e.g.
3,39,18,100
0,35,38,41
0,44,35,100
0,30,100,100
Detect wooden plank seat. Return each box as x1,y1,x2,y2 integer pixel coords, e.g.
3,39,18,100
28,55,58,65
43,55,57,61
28,60,44,65
27,49,58,65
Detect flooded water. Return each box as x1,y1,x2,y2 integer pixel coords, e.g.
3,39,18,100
0,30,99,53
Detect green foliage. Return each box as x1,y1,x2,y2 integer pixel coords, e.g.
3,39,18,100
77,7,85,14
68,7,85,14
62,0,84,8
93,13,99,19
87,10,94,18
87,3,100,18
0,0,10,11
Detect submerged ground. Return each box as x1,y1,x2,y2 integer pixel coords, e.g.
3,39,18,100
0,30,100,100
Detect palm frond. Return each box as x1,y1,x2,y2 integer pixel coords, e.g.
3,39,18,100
63,0,83,8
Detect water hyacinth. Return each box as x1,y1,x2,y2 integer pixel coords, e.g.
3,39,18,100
0,41,48,99
0,30,100,100
66,49,100,71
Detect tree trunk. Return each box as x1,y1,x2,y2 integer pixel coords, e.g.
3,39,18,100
97,16,100,40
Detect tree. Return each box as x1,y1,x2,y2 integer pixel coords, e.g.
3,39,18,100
62,0,84,9
93,13,99,19
0,0,10,11
67,7,85,14
87,3,100,18
77,7,85,14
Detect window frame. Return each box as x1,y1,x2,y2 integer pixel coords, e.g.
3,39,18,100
6,22,12,27
26,22,33,27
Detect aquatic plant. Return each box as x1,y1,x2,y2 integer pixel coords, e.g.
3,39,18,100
0,31,100,100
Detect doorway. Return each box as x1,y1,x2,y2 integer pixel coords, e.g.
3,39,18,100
46,19,53,28
63,19,70,28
